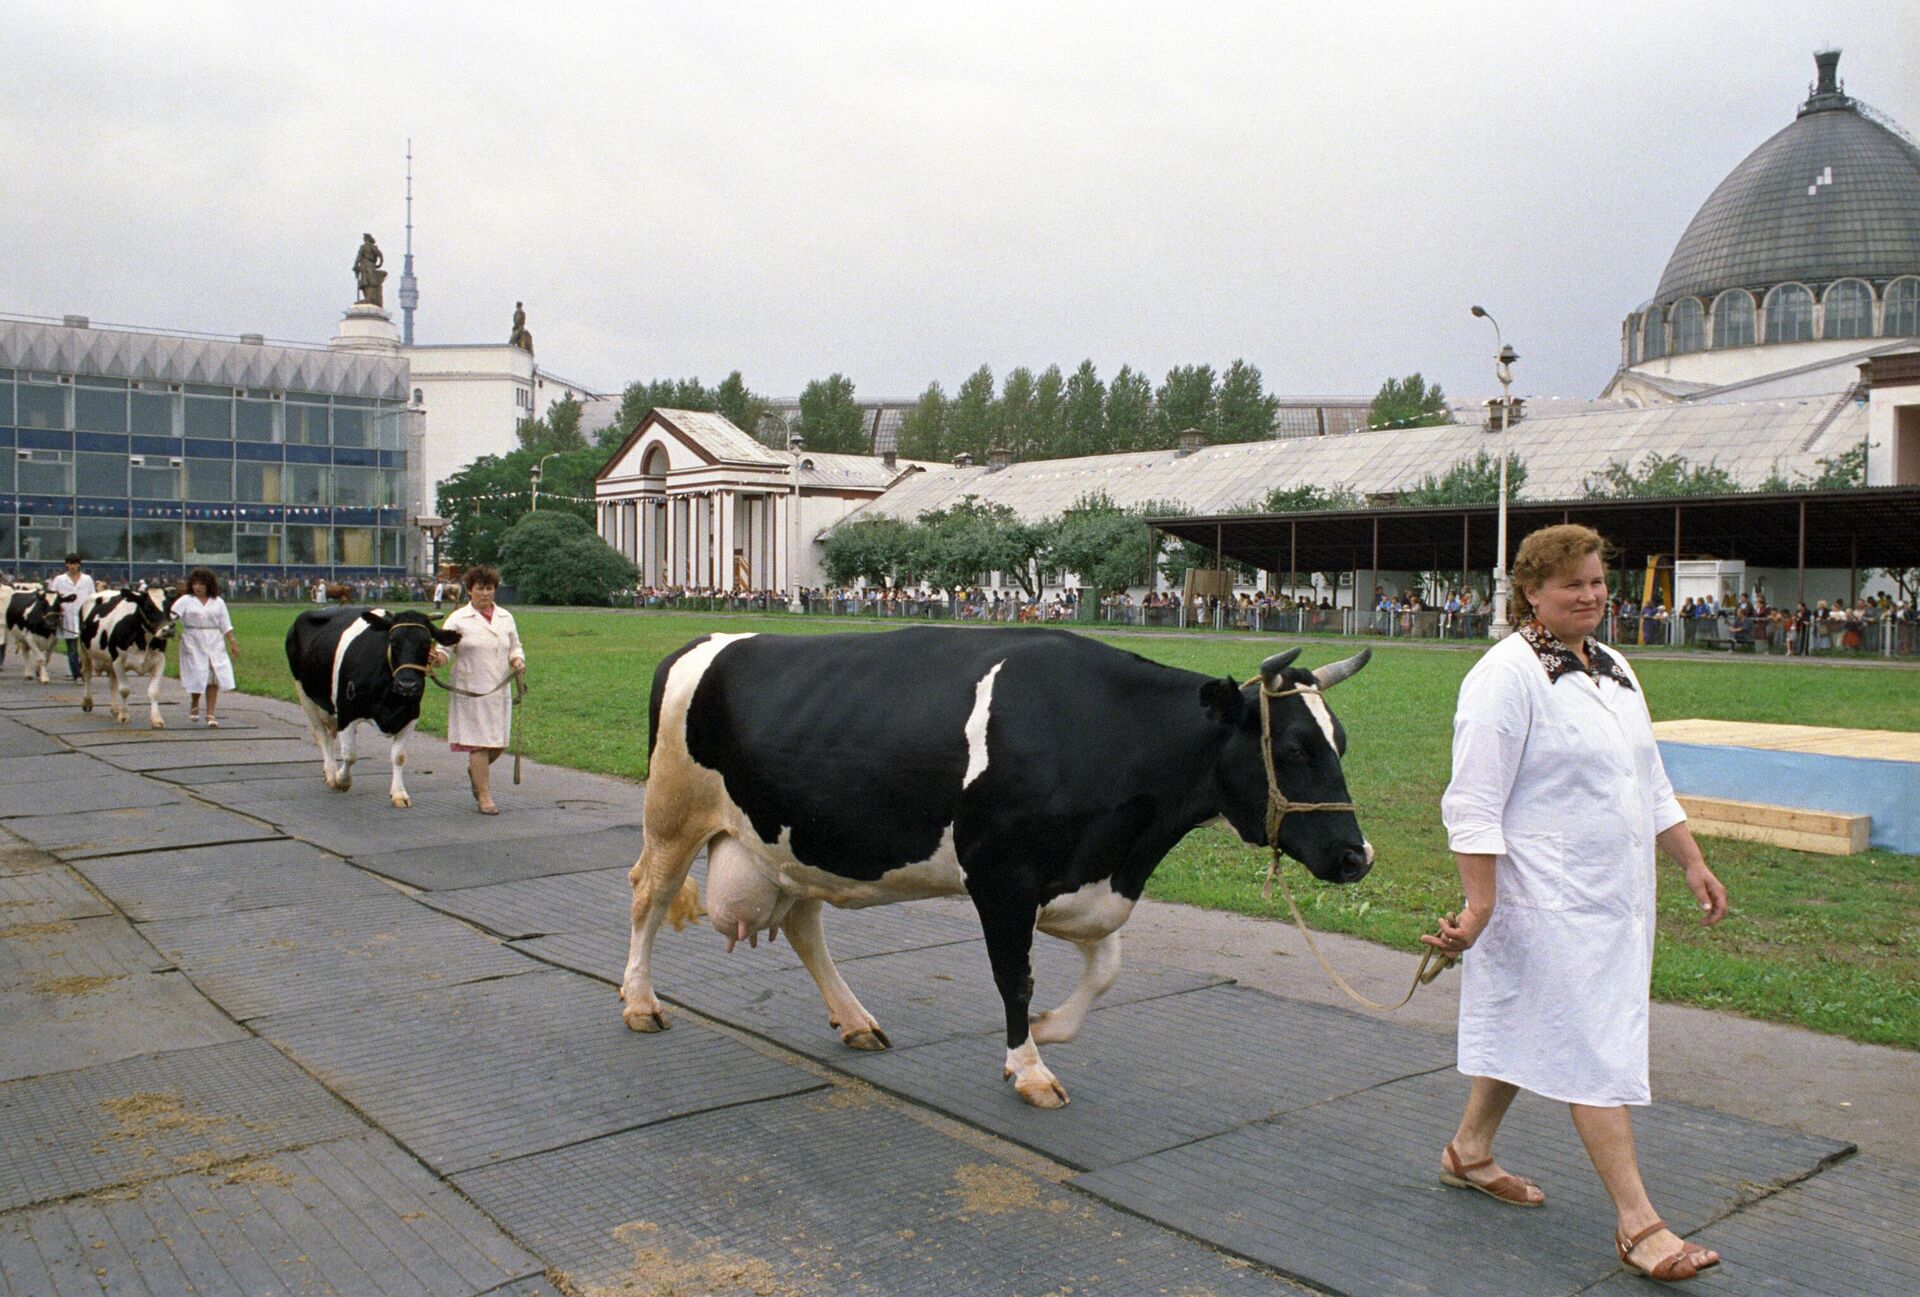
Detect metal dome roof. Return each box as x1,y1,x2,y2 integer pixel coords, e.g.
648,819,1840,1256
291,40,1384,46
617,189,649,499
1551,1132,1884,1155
1652,52,1920,307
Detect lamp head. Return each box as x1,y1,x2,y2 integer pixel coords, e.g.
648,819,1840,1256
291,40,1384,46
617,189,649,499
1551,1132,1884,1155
1470,305,1488,319
788,433,805,453
1497,343,1519,366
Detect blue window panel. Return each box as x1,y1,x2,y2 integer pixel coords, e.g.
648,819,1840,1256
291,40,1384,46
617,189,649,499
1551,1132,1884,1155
0,429,13,446
75,497,131,517
231,504,284,523
284,444,331,465
18,429,72,451
332,447,379,467
334,508,378,526
77,432,131,453
131,501,183,520
130,435,184,458
235,441,284,463
378,451,406,469
18,496,74,515
184,438,235,459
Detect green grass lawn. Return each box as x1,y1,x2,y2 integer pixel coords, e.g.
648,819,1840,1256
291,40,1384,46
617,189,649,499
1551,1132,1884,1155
220,603,1920,1050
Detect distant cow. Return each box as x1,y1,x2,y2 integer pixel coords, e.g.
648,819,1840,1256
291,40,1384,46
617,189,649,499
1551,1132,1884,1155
77,587,176,727
285,607,460,808
5,585,72,684
623,627,1374,1108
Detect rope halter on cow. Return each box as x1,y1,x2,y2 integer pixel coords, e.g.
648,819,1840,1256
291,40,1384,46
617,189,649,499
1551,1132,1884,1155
1250,663,1455,1013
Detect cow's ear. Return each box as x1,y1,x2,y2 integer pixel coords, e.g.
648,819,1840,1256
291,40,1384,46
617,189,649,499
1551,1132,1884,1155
1199,677,1245,726
360,611,393,633
433,627,462,646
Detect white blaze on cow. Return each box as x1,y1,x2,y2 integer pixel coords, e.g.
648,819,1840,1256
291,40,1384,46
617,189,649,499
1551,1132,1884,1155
962,661,1004,789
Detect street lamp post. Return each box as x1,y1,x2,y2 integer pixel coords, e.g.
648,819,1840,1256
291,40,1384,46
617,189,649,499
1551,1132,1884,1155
530,451,562,513
1470,305,1519,638
787,433,804,612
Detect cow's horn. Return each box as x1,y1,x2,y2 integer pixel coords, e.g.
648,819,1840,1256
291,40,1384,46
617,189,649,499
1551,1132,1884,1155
1312,647,1373,690
1258,648,1302,683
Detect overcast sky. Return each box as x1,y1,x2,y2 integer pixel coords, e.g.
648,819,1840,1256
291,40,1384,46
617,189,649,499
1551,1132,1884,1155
7,2,1917,406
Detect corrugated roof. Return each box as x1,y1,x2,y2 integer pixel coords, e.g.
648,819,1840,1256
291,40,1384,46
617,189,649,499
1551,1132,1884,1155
845,395,1870,526
797,452,943,490
654,408,786,465
0,318,408,401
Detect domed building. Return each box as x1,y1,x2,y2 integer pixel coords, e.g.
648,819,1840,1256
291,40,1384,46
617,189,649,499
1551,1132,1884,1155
1608,50,1920,404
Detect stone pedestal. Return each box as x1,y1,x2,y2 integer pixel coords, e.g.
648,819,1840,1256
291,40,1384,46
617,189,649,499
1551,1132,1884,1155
330,303,402,353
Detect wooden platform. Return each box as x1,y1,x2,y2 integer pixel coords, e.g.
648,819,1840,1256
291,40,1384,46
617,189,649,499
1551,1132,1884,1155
1652,719,1920,763
1675,794,1871,856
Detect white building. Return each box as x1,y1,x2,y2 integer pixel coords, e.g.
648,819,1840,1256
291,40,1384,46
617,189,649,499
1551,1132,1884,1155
400,344,600,506
592,408,937,591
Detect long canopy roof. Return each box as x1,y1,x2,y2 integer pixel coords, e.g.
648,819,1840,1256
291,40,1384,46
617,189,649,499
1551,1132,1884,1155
1148,487,1920,575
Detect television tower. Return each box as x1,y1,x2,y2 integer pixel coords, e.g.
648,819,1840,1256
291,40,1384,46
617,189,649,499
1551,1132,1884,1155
398,141,419,345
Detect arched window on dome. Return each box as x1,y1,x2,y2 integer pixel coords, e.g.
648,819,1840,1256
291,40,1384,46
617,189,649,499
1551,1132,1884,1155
1671,298,1704,353
1764,284,1814,343
1884,278,1920,338
1820,279,1873,340
1711,290,1755,348
1642,305,1667,361
1627,317,1642,365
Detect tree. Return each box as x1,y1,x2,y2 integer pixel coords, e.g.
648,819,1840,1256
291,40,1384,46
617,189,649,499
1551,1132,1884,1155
793,373,866,453
713,371,769,441
998,367,1035,459
1062,360,1107,458
1105,365,1154,452
596,377,718,449
1216,359,1280,444
514,393,588,454
821,516,924,587
1030,364,1067,460
917,497,1048,595
1045,493,1154,593
1256,482,1365,512
499,510,637,606
896,382,950,462
1153,364,1218,448
1582,453,1737,499
439,445,599,567
1397,450,1528,506
1143,499,1255,586
948,365,998,461
1806,441,1868,490
1368,373,1449,430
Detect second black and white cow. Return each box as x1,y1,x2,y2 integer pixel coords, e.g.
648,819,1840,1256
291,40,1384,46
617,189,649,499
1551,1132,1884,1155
5,585,69,684
285,607,461,808
623,626,1375,1108
77,587,175,727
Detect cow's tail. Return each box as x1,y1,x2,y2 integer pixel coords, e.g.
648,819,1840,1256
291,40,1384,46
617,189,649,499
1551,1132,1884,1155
665,876,703,931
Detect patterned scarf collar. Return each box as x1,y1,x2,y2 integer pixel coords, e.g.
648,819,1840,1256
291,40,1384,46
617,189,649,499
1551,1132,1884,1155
1517,619,1635,690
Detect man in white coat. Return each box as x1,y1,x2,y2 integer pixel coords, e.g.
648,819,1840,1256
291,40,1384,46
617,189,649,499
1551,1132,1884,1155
1427,525,1728,1284
431,565,524,815
49,554,95,681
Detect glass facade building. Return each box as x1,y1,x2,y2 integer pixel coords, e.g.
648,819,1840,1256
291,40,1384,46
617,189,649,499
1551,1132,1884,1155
1,319,413,584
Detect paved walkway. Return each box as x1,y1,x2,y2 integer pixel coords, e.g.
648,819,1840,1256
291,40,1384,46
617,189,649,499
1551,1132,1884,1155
0,670,1914,1297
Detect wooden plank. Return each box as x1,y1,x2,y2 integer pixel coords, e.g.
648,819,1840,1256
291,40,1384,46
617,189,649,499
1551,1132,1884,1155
1652,719,1920,764
1680,802,1871,856
1676,795,1868,838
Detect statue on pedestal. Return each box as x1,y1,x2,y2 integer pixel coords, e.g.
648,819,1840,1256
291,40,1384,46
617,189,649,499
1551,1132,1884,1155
509,301,534,354
353,233,387,307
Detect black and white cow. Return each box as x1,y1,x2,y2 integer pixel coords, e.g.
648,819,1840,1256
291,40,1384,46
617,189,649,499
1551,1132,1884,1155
77,587,176,727
623,627,1374,1108
4,584,69,684
285,607,461,808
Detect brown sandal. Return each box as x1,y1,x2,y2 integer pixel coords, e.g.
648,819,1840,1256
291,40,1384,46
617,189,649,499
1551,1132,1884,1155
1439,1143,1544,1207
1616,1220,1719,1282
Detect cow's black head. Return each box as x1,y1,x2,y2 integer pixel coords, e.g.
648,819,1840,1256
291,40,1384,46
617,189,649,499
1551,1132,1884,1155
23,591,71,638
364,609,462,700
125,587,175,642
1204,647,1374,885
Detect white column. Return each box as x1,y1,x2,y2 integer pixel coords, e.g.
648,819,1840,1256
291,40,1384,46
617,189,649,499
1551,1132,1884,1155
666,496,681,586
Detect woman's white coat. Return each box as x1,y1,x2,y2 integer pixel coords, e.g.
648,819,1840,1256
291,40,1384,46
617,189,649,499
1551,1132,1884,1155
441,604,523,749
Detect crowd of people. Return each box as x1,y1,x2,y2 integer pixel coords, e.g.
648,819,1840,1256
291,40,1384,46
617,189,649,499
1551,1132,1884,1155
1607,590,1920,654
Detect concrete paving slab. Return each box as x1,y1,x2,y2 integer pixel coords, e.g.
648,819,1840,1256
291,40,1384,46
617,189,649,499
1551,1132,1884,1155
0,774,185,819
146,760,325,785
666,936,1226,1061
1583,1155,1920,1296
4,801,279,860
0,1133,544,1297
0,1037,366,1212
71,838,393,922
1072,1069,1852,1297
218,788,632,856
258,968,823,1175
55,714,293,743
0,751,110,787
0,725,63,760
0,972,249,1083
0,913,171,983
144,893,538,1020
349,826,646,890
454,1090,1300,1297
0,866,111,925
77,738,324,771
841,984,1455,1171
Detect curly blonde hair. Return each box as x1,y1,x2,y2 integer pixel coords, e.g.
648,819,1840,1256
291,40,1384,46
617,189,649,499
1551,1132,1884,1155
1509,524,1611,623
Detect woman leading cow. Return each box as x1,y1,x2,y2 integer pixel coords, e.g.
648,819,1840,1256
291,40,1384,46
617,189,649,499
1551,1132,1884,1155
171,567,239,727
1426,524,1729,1284
430,565,525,815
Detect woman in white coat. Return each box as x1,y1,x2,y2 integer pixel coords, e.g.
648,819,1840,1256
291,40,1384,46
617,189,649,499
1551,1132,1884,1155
1427,524,1729,1284
170,568,239,726
432,566,524,815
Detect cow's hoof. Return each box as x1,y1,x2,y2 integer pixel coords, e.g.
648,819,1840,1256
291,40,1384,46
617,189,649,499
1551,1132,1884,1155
623,1003,670,1032
390,794,411,808
332,777,351,792
841,1026,891,1052
151,719,167,730
1008,1074,1070,1109
80,698,92,712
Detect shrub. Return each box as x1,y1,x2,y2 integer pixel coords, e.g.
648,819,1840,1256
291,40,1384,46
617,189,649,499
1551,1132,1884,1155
500,511,637,606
